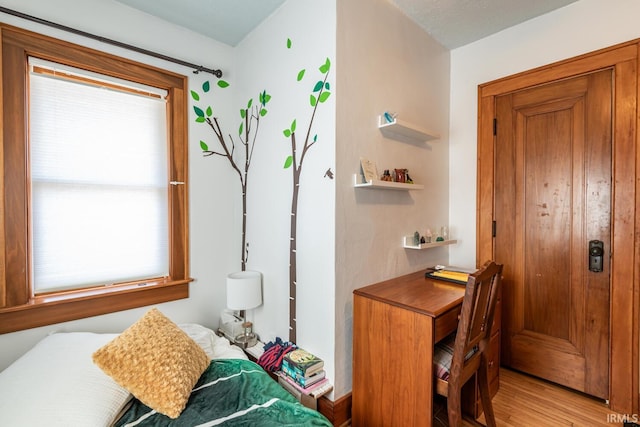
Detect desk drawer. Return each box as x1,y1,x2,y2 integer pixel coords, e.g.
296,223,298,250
434,306,461,343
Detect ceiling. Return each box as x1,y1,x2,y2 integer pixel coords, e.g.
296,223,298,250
114,0,579,49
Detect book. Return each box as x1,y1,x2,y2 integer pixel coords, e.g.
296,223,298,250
277,375,332,410
281,365,326,388
279,372,331,395
360,157,378,182
297,370,326,388
283,348,324,375
282,358,324,379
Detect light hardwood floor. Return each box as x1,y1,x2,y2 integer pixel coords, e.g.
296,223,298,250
434,368,628,426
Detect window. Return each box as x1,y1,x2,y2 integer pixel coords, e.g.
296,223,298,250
0,24,191,333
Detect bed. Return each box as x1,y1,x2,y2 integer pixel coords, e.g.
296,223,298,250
0,309,331,426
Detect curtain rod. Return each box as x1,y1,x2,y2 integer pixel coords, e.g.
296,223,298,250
0,6,223,78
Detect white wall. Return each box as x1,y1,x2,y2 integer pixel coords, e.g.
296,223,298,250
0,0,237,370
232,0,337,387
335,0,450,397
449,0,640,267
0,0,339,390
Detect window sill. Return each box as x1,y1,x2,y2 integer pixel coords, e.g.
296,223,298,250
0,279,192,334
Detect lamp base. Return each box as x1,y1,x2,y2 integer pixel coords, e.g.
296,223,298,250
234,332,258,349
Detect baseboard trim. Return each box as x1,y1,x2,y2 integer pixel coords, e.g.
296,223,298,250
318,392,352,426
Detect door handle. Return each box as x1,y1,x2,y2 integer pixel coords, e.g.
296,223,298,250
588,240,604,272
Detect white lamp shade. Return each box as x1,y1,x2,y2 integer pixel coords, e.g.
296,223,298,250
226,271,262,310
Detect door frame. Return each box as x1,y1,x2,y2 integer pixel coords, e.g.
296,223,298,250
477,40,639,414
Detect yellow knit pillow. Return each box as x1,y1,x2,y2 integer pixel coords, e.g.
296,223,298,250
92,308,209,419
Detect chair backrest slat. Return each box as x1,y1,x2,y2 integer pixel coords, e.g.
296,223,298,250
449,261,503,381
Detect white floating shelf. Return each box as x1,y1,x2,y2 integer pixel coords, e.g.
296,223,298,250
403,236,457,250
353,174,423,190
378,115,439,144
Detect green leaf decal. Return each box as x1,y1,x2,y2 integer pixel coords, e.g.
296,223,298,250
260,108,267,117
239,122,244,135
319,91,331,103
313,80,323,92
291,119,297,133
196,117,205,123
200,140,209,151
217,80,230,88
287,38,292,49
284,129,291,138
325,82,330,90
203,81,210,92
247,99,253,109
240,109,246,119
297,69,306,81
319,58,331,74
259,90,271,106
193,106,205,117
283,155,293,169
313,134,318,142
190,90,200,101
310,94,317,107
206,106,213,117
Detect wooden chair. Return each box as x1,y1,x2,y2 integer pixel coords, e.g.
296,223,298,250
433,261,503,426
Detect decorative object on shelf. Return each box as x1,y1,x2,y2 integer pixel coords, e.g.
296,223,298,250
405,169,413,184
380,169,392,181
383,111,397,123
360,158,378,183
441,226,449,240
436,225,449,242
413,231,420,246
394,168,406,183
226,271,263,348
425,228,432,243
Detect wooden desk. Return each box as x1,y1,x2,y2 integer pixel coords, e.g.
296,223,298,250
352,271,465,427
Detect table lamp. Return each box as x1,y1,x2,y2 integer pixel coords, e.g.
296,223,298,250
226,270,262,348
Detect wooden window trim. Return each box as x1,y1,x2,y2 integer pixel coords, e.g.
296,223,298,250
0,23,192,334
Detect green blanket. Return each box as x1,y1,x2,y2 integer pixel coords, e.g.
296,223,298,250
115,359,332,426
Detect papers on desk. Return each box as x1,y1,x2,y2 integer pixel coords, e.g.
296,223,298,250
425,266,475,284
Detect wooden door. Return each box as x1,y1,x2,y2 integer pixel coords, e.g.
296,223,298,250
495,69,611,399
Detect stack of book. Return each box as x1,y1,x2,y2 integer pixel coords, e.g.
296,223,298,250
278,348,332,408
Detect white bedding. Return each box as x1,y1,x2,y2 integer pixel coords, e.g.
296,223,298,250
0,324,247,427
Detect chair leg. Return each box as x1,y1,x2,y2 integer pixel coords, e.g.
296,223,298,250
447,386,463,427
477,357,496,427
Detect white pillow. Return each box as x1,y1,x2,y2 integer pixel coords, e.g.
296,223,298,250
0,332,131,427
211,334,249,360
179,323,248,360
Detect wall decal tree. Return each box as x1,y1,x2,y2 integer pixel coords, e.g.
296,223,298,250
283,38,332,342
191,80,271,271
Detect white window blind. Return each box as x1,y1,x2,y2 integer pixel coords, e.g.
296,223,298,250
29,57,170,293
